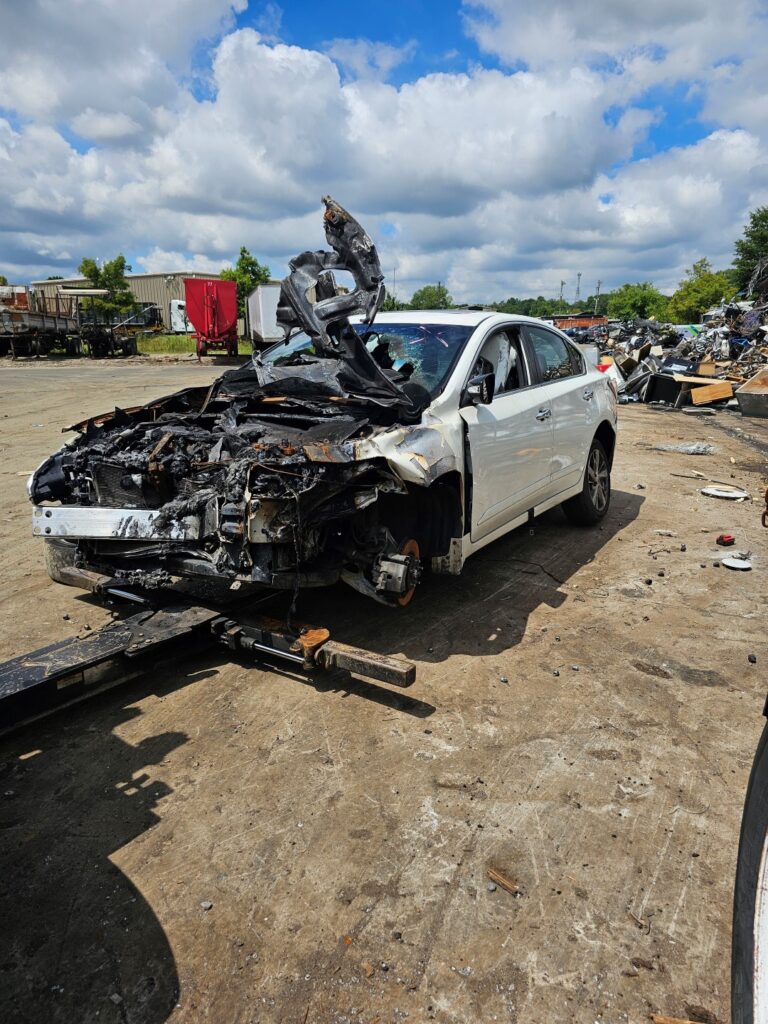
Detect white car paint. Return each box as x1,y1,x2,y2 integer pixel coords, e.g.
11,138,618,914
351,310,618,571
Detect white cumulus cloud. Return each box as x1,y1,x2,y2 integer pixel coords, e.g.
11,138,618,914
0,2,767,303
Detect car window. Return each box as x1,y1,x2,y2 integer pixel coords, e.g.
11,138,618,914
526,325,576,381
258,323,474,399
570,344,586,374
472,329,528,396
259,331,317,364
354,323,474,397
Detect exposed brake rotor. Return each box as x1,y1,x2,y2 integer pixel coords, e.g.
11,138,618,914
372,538,423,607
397,538,421,607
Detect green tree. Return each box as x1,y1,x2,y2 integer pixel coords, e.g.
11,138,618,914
379,289,408,312
733,206,768,292
607,281,669,321
584,293,609,316
409,283,453,309
667,259,733,323
220,247,271,318
78,255,135,317
0,274,7,286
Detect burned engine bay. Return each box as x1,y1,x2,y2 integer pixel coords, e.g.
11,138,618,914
29,199,460,607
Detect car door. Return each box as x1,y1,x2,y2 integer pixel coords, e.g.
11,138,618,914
522,324,596,492
459,327,555,542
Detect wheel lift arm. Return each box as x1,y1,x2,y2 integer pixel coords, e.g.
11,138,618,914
0,591,416,735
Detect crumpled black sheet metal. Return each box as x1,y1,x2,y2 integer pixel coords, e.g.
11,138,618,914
276,197,384,351
265,197,418,419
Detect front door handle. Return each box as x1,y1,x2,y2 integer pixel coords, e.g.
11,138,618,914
536,408,551,421
582,388,594,400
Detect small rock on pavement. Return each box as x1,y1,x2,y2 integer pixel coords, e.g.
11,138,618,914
62,613,70,621
684,1003,719,1024
749,654,757,664
487,882,497,892
499,675,509,685
553,669,560,677
109,994,123,1005
200,900,213,911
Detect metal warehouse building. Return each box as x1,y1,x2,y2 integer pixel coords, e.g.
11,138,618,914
31,272,214,330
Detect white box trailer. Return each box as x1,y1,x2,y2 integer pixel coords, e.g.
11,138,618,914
246,283,282,349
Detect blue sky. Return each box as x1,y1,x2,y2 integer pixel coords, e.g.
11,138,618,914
1,0,767,301
237,0,495,81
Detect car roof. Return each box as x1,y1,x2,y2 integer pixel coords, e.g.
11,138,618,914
351,309,559,328
350,309,492,327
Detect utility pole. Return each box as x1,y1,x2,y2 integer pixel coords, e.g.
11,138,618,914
392,265,396,302
575,272,581,306
594,279,602,315
559,280,565,310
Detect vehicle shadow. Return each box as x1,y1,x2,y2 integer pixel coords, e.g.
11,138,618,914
0,709,187,1024
296,488,644,663
0,490,640,1024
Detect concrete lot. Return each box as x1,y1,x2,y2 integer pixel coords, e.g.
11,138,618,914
1,359,767,1024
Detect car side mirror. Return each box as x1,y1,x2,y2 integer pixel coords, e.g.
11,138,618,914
462,371,495,407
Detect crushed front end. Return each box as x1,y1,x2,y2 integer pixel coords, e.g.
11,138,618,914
29,379,422,605
28,199,434,607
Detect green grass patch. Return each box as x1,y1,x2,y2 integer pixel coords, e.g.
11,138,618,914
137,333,198,354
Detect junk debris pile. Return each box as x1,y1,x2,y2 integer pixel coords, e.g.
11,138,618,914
599,257,768,418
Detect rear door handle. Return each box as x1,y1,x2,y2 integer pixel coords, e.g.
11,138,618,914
582,388,594,400
536,408,551,421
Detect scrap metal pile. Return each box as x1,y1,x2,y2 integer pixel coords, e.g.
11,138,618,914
600,258,768,416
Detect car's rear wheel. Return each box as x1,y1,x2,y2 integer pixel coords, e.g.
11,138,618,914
562,437,611,525
732,717,768,1024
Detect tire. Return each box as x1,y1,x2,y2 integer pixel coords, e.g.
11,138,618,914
43,538,78,585
562,437,611,525
732,717,768,1024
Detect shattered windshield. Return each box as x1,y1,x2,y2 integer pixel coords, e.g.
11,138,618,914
259,323,473,399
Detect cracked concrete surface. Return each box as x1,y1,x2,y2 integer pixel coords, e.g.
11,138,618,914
1,361,767,1024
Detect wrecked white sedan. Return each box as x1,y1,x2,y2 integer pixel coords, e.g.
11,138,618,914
29,199,617,608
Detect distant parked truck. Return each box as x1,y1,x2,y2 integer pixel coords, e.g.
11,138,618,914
183,278,239,359
246,282,282,350
0,285,79,358
169,298,195,334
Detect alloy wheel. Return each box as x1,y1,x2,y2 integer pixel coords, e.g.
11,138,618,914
587,447,609,512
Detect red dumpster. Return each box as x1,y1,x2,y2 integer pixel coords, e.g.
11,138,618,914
184,278,239,359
